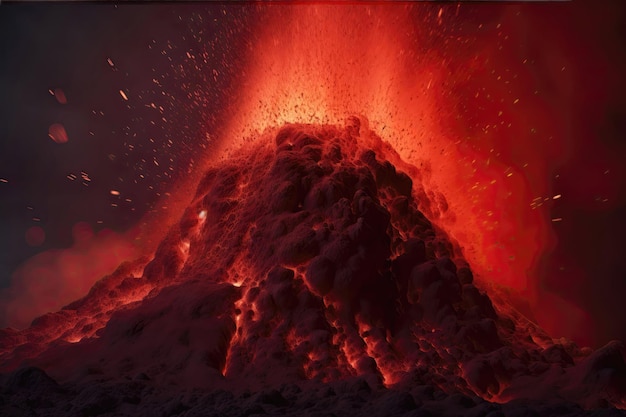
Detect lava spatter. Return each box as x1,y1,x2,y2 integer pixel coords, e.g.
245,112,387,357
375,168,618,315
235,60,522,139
1,119,624,415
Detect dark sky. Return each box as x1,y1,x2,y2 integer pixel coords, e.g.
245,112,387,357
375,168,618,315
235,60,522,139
519,2,626,347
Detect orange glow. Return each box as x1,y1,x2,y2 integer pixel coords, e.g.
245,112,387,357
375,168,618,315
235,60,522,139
3,224,141,329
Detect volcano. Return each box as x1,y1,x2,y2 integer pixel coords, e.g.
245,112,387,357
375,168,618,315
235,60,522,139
1,119,625,416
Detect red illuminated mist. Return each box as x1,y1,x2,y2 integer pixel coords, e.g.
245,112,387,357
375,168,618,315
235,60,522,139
1,223,138,329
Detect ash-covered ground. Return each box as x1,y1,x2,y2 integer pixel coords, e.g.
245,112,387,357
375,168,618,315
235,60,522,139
1,119,625,416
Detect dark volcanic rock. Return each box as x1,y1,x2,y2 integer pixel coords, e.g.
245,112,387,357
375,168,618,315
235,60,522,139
0,119,624,416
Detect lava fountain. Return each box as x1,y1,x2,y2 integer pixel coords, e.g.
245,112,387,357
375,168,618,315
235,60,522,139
218,4,557,336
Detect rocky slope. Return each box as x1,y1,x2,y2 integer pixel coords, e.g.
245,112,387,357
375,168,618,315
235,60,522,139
1,118,624,416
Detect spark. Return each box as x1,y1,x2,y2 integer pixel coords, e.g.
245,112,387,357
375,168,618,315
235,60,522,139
119,90,129,101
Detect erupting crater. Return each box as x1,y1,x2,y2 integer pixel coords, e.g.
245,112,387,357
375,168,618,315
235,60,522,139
1,119,625,416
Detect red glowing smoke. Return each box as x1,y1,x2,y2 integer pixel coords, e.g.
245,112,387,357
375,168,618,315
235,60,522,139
1,223,138,329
